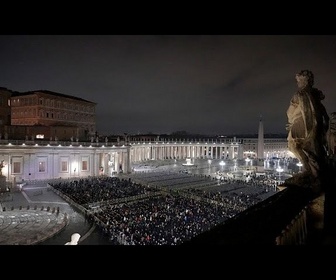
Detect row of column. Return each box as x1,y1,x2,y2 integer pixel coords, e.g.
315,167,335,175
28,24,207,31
131,144,240,162
99,147,131,176
1,146,131,183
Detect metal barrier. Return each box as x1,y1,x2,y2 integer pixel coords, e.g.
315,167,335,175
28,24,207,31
275,206,308,245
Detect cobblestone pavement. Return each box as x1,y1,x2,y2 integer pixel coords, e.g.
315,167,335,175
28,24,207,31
0,209,67,245
0,183,112,245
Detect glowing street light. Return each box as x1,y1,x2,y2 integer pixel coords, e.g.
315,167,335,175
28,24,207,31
208,159,212,174
245,158,251,167
296,162,303,173
219,160,225,171
276,167,284,183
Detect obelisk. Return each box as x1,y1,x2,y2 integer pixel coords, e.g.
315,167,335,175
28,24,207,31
257,115,264,171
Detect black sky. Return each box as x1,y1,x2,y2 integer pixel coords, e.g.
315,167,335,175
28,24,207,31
0,35,335,136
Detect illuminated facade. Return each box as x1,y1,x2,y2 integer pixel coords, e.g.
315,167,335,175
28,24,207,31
1,138,243,184
0,140,130,184
129,138,243,162
0,136,291,185
0,86,291,185
242,137,289,159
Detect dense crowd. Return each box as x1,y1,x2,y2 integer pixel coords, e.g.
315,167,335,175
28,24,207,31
50,172,278,245
50,176,160,206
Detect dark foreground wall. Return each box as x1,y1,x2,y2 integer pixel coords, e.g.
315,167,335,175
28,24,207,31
183,186,315,245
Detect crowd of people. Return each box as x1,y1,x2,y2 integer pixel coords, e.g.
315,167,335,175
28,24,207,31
50,176,160,207
49,169,278,245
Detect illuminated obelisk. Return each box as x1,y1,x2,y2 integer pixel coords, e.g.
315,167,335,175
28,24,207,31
257,115,264,171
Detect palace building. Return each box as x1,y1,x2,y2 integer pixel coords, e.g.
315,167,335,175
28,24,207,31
8,89,96,141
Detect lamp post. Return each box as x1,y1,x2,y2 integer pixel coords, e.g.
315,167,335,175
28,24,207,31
208,159,212,175
245,158,251,167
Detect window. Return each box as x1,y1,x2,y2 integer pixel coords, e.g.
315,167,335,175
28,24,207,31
61,161,68,172
38,161,46,172
12,157,23,174
13,162,21,174
82,160,88,171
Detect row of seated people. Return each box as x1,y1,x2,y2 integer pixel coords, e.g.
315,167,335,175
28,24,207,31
51,175,277,245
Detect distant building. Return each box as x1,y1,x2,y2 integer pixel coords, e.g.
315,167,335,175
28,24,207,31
0,88,12,127
241,137,289,159
257,115,264,160
10,90,96,140
0,88,304,185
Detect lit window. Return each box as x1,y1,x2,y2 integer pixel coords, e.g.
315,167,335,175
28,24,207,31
38,161,46,172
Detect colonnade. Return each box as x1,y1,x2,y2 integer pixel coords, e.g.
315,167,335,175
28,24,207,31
0,137,290,185
130,142,242,162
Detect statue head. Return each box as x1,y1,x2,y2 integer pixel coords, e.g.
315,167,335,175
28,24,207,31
296,70,314,89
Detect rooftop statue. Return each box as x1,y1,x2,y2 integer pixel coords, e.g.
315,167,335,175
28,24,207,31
0,160,4,176
284,70,330,193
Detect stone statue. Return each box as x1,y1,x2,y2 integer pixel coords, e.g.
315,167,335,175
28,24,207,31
285,70,330,193
327,112,336,155
0,160,4,176
65,233,81,245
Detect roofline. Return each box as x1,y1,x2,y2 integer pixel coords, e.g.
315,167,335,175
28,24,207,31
11,90,96,104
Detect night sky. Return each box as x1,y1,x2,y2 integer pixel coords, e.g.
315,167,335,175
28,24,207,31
1,35,335,136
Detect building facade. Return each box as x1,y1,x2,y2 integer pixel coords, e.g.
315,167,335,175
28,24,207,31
0,87,294,186
0,136,291,186
241,137,290,159
0,88,12,129
0,139,130,185
10,90,96,140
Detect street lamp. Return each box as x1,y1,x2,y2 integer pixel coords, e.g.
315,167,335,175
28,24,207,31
276,167,284,184
208,159,212,175
219,160,225,171
296,162,303,173
245,158,251,167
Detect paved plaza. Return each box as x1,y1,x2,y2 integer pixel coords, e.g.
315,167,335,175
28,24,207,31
0,184,111,245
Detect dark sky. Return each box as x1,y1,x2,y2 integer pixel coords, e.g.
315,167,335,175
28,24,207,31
0,35,335,136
